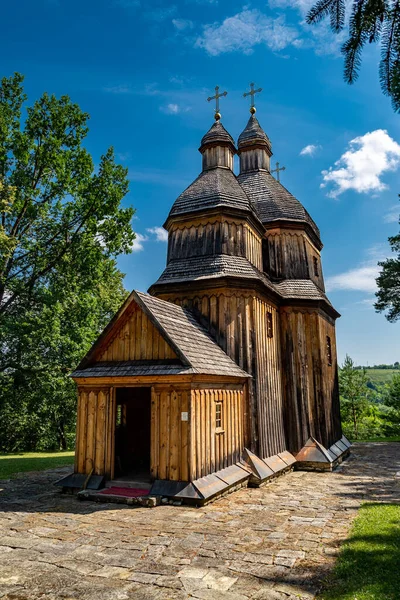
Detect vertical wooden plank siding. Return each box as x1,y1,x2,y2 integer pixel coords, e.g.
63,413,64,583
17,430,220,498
158,290,286,458
280,308,342,454
190,385,246,481
150,385,190,481
75,387,113,476
98,307,177,362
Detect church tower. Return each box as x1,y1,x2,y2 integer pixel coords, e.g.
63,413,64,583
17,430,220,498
70,86,348,501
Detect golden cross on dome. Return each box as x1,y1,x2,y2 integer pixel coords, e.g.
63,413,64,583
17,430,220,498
271,161,286,182
243,82,262,114
207,86,228,121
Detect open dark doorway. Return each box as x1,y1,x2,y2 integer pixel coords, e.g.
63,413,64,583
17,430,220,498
114,387,151,481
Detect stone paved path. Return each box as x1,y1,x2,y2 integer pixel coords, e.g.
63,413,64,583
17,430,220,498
0,443,399,600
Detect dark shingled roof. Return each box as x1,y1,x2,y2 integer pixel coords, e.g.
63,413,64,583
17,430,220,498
238,115,271,149
72,361,194,378
72,291,249,379
152,254,276,294
168,167,254,219
275,280,337,312
200,121,235,148
237,169,321,240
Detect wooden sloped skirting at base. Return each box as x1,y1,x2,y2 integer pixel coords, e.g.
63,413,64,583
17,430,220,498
69,440,350,507
294,435,351,472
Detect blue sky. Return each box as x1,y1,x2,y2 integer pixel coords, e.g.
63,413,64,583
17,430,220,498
3,0,400,365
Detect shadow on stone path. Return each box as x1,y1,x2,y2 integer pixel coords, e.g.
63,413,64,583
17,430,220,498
0,442,399,600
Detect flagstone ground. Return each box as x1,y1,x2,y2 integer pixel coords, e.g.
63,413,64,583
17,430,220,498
0,443,399,600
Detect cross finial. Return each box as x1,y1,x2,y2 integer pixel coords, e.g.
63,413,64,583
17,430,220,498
271,161,286,182
207,85,228,121
243,82,262,114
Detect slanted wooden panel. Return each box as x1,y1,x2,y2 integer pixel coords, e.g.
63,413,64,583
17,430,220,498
190,384,247,481
151,385,190,481
97,304,177,362
75,387,113,476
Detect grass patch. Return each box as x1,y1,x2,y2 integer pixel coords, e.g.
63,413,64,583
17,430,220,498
0,451,74,479
319,503,400,600
366,369,399,385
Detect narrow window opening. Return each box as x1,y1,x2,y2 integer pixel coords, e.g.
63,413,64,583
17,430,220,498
327,336,332,366
267,311,273,338
313,256,319,277
215,402,223,430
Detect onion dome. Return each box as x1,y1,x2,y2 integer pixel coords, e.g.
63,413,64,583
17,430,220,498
200,120,235,149
238,114,272,151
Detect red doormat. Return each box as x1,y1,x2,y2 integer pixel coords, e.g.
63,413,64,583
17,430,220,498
99,487,150,498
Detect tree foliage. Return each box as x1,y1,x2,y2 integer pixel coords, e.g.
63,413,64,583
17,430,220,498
306,0,400,111
375,201,400,322
339,355,370,439
0,73,135,451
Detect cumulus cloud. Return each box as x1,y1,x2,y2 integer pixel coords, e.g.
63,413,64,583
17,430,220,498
325,246,387,294
172,18,193,31
195,9,300,56
147,226,168,242
321,129,400,198
131,232,148,252
300,144,320,156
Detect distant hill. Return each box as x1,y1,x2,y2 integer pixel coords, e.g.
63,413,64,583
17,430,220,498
367,369,399,386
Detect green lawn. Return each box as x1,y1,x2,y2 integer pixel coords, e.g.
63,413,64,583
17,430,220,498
319,503,400,600
0,451,74,479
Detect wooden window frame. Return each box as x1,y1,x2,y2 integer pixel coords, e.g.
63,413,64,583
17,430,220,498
215,401,224,434
313,256,319,277
266,311,273,338
326,335,333,366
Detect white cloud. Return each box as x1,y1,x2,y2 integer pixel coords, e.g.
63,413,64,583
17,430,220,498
383,205,399,223
172,18,193,31
160,103,179,114
103,84,132,95
300,144,320,156
195,9,300,56
321,129,400,198
131,232,148,252
267,0,347,55
326,245,388,294
147,226,168,242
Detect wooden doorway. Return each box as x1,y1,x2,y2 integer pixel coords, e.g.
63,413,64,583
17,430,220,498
114,387,151,481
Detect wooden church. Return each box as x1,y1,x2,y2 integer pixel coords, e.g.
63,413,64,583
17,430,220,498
69,88,350,504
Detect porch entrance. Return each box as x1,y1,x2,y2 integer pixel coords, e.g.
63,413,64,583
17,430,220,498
114,387,151,482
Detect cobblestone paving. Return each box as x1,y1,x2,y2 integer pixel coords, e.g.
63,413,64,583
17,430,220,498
0,443,399,600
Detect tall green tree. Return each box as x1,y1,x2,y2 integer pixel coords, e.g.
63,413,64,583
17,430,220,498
385,372,400,410
0,73,135,451
306,0,400,112
375,200,400,322
339,355,370,439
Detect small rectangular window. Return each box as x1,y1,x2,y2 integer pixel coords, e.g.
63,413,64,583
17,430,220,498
267,311,273,338
215,402,223,430
313,256,319,277
327,336,332,366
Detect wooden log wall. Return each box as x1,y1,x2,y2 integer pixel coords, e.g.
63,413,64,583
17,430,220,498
157,289,287,458
151,385,190,481
280,307,342,454
75,386,115,478
190,384,247,481
263,228,324,290
97,305,177,362
167,218,262,271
